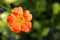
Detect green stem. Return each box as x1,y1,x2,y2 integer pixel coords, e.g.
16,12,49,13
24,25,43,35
5,4,12,12
0,5,11,12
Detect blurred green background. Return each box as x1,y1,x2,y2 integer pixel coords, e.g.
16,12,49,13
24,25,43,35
0,0,60,40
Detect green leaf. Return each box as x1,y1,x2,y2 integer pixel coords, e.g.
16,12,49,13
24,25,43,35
0,12,8,19
4,0,17,4
0,0,4,5
35,0,46,13
56,23,60,30
52,2,60,15
33,20,41,31
13,0,26,6
31,33,39,38
41,28,50,36
59,5,60,9
0,20,6,28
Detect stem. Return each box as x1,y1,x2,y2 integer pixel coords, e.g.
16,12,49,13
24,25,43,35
5,4,12,12
0,5,11,12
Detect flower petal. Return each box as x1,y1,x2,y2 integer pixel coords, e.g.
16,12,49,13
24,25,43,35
23,10,32,21
7,13,16,25
21,21,32,32
12,12,19,16
10,21,21,33
12,7,23,14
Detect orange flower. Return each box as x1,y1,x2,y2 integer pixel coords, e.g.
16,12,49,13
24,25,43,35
7,7,32,33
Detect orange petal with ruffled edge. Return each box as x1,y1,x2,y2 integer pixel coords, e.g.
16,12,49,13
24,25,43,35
7,13,16,25
23,10,32,21
10,21,21,33
21,21,32,32
12,12,19,16
12,7,23,14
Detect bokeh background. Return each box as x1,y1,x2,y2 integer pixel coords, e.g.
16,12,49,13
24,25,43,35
0,0,60,40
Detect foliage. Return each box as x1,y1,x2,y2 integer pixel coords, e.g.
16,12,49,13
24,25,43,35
0,0,60,40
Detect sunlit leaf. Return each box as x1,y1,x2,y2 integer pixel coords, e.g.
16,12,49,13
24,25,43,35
59,5,60,9
0,20,6,27
1,12,8,18
52,2,59,15
4,0,17,4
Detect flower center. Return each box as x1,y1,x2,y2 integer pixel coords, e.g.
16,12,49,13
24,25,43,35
18,18,23,22
16,16,24,24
